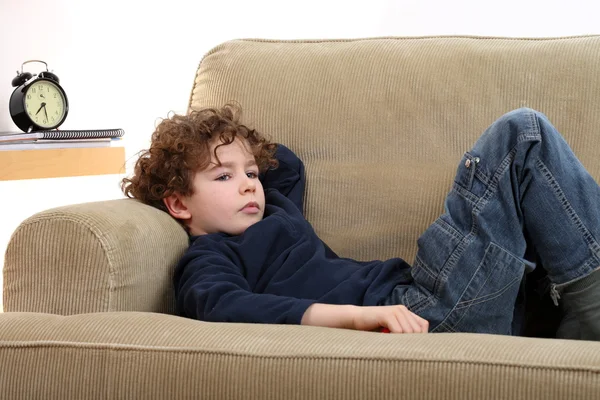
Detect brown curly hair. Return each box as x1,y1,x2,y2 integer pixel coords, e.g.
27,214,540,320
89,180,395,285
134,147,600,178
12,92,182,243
121,103,278,215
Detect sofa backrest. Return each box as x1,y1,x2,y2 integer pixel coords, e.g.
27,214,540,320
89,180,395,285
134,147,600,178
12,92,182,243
190,36,600,263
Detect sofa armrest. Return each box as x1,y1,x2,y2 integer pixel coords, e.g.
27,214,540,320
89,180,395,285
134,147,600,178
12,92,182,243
1,311,599,399
3,199,188,315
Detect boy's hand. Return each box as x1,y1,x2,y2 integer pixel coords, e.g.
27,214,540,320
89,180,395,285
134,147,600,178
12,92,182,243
301,303,429,333
352,305,429,333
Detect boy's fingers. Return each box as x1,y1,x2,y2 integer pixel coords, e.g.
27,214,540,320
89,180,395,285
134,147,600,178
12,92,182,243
404,308,428,333
396,307,421,333
409,317,427,333
396,313,415,333
386,318,403,334
379,306,429,334
404,312,423,333
415,315,430,333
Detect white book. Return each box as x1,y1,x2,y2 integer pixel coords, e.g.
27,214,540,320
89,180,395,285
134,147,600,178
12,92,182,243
0,138,122,151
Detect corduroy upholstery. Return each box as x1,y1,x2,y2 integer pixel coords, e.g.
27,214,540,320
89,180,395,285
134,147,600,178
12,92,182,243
189,36,600,264
3,199,188,315
2,36,600,398
2,312,599,399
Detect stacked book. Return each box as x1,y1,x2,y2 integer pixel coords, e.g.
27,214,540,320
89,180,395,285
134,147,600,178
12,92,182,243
0,129,125,151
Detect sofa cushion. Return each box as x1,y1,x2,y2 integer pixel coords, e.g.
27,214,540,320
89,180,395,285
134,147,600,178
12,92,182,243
2,312,599,398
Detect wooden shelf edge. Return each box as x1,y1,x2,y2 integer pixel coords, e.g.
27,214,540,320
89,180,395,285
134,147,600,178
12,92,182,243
0,147,126,181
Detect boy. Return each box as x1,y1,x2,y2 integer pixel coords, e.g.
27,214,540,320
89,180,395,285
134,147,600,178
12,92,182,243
122,104,600,339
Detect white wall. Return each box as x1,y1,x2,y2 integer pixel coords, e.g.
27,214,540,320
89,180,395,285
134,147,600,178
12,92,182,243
1,0,599,307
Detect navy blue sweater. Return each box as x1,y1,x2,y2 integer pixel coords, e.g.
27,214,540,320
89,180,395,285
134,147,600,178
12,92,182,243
173,145,413,325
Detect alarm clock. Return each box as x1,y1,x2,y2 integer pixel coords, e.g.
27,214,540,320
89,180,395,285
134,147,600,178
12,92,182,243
9,60,69,133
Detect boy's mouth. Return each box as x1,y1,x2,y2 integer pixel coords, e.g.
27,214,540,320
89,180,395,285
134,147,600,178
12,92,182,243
240,201,260,214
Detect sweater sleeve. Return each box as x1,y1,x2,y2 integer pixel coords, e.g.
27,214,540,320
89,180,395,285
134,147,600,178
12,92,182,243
261,144,340,259
260,144,305,213
174,244,316,325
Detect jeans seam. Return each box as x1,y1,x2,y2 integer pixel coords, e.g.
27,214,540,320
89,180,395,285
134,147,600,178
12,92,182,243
452,245,498,309
452,183,480,205
525,107,541,139
433,322,457,333
535,158,600,262
554,258,600,290
403,290,436,313
435,218,464,244
455,276,522,310
472,148,514,216
474,169,491,186
413,255,437,281
416,218,469,300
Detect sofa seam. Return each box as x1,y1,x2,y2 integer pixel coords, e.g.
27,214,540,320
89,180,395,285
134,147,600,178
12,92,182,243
186,58,204,113
234,34,600,44
1,341,599,374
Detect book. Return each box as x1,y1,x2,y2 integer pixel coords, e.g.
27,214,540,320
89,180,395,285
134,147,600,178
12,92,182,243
0,128,125,143
0,138,122,151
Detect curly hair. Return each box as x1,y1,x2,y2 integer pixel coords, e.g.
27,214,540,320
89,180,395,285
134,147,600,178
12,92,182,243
121,103,278,215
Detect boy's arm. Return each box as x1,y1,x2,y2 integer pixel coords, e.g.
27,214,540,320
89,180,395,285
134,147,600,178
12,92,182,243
175,240,428,332
175,247,316,325
260,144,305,213
261,144,340,259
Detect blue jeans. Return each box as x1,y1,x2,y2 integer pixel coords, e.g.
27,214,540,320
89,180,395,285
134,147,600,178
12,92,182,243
384,108,600,335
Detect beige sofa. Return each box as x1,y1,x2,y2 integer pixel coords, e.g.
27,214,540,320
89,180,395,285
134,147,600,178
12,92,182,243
3,36,600,398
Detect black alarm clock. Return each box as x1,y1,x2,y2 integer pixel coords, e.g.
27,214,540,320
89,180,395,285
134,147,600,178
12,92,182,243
9,60,69,133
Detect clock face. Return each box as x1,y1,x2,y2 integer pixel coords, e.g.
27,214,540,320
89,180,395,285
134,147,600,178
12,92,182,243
24,79,67,129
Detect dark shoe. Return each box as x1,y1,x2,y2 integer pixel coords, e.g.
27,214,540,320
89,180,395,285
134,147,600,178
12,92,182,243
553,267,600,341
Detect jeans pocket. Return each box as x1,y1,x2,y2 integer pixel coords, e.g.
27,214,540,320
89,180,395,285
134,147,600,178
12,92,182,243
443,242,526,334
412,216,464,298
454,152,488,199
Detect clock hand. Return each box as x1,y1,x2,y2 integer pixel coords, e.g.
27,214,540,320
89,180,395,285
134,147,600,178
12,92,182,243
43,104,49,121
35,103,45,116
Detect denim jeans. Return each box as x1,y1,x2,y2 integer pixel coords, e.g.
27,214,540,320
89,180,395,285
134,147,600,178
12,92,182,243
384,108,600,335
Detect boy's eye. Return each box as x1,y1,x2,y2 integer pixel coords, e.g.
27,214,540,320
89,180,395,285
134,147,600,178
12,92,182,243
247,172,258,178
216,174,231,181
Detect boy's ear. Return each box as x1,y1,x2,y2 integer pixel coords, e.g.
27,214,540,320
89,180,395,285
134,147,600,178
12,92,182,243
163,193,192,221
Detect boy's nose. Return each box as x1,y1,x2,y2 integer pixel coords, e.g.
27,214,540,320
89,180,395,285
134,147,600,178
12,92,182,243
240,177,256,193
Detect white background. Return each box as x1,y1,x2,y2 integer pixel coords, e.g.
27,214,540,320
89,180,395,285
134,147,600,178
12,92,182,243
1,0,599,307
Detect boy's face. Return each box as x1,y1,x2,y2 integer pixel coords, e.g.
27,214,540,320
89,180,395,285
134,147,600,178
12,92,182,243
180,138,265,236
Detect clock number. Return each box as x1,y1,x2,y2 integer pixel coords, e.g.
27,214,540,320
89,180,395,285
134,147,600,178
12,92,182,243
43,119,47,124
27,94,31,100
31,88,36,94
53,93,58,98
